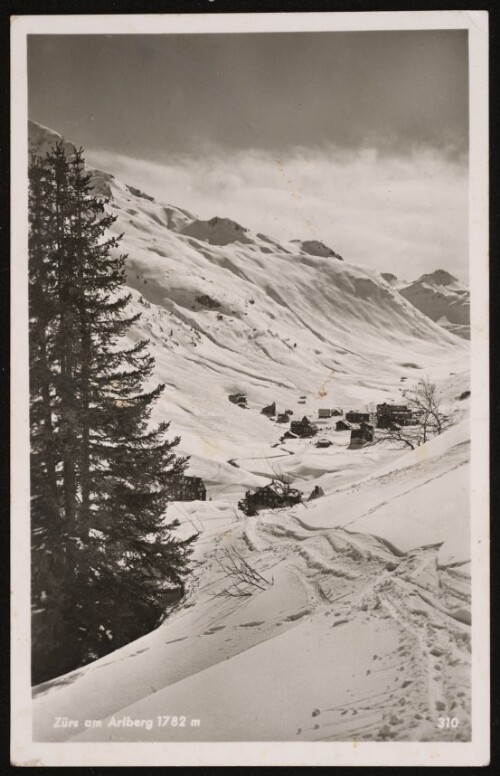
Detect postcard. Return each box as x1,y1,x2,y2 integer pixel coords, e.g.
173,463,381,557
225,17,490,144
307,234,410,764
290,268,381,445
11,10,489,767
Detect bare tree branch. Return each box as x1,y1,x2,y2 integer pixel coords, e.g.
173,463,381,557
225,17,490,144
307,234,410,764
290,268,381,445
376,377,451,450
214,546,273,598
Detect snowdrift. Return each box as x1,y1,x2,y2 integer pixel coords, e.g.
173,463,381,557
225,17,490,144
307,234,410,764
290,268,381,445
33,418,472,742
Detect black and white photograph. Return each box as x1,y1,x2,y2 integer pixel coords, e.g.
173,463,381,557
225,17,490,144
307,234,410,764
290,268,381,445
10,11,489,768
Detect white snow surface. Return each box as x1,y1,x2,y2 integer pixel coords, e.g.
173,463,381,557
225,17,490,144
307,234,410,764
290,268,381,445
399,270,470,339
29,122,471,743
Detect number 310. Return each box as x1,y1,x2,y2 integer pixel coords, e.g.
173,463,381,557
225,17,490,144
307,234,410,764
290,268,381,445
438,717,459,729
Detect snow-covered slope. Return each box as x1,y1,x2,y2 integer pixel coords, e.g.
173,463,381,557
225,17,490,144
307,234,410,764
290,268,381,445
28,120,468,487
33,417,471,743
399,270,470,340
28,121,471,743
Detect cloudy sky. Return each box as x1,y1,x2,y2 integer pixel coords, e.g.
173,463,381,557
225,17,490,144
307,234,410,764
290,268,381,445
28,31,469,281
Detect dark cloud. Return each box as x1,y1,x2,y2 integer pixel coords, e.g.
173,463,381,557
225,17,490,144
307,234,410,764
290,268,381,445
28,31,468,160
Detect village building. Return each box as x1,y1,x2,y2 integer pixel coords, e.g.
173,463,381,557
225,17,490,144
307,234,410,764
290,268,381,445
330,409,344,416
350,422,374,444
377,403,408,415
229,392,247,407
316,438,332,448
376,403,415,428
261,401,276,416
245,484,283,510
377,416,401,431
170,475,207,501
378,414,417,429
318,408,331,419
290,416,318,438
239,481,303,515
308,485,324,501
336,419,352,431
276,413,289,423
345,410,370,424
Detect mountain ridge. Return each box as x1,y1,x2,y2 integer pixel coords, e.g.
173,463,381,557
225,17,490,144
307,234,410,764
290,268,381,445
399,269,470,340
28,120,468,487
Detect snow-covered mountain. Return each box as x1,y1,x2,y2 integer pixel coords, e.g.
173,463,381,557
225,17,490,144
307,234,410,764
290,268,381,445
398,270,470,340
29,121,471,743
28,120,468,489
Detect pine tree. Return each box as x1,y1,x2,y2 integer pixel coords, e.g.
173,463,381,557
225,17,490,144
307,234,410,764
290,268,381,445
29,153,75,681
29,142,196,684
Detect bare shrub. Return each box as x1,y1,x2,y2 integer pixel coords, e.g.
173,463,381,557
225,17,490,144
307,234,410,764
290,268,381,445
215,546,273,598
377,377,451,450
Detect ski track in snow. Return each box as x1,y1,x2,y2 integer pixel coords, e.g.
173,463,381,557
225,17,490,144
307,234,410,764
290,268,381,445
33,455,470,743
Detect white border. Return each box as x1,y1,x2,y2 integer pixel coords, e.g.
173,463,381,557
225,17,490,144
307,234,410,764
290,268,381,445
11,11,489,767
